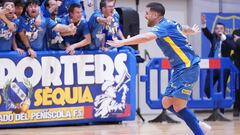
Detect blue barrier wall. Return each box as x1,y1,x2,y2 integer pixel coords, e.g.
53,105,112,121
141,58,239,110
0,49,136,128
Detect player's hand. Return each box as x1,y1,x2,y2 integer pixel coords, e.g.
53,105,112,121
68,23,77,36
107,40,124,48
0,7,7,17
57,0,62,7
49,5,58,13
189,24,200,35
15,48,25,55
88,0,93,7
106,16,113,25
201,15,206,25
66,45,76,55
28,48,37,58
234,35,240,42
7,22,16,32
35,15,41,27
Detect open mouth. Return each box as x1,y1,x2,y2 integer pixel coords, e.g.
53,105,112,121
31,11,37,14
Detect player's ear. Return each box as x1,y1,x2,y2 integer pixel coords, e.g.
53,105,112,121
153,12,159,19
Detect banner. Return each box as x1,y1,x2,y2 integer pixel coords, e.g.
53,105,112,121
0,50,136,128
201,13,240,58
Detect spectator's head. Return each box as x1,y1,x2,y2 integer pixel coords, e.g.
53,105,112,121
2,0,15,20
215,22,225,36
44,0,62,14
68,3,82,23
25,0,39,18
15,0,25,17
100,0,116,17
233,29,240,36
145,2,165,27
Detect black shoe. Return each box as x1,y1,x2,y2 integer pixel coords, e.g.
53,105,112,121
233,109,240,117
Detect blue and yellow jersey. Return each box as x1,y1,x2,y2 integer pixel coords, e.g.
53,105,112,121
150,18,200,69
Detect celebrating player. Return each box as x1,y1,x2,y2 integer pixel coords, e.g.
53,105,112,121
107,2,211,135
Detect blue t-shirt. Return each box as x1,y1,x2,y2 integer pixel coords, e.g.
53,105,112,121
150,18,200,69
19,14,57,50
46,17,65,50
0,19,19,51
88,10,120,50
61,16,90,47
103,10,121,48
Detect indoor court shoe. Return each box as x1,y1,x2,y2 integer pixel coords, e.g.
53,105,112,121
199,121,212,134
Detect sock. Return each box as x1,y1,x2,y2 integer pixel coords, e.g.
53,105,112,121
167,106,183,119
177,108,204,135
168,106,200,123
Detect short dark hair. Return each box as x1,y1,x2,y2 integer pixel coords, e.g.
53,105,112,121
146,2,165,16
99,0,115,10
15,0,25,7
25,0,39,8
216,22,225,28
68,3,81,13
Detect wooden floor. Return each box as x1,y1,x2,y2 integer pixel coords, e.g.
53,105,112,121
1,112,240,135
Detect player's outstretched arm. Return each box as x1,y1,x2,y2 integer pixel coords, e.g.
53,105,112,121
182,24,200,35
107,32,157,48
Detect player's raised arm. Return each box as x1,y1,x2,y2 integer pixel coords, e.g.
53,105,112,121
107,32,157,48
182,24,200,35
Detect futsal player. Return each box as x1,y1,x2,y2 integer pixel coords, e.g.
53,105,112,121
107,2,212,135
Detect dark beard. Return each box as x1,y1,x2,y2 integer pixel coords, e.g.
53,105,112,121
147,22,154,27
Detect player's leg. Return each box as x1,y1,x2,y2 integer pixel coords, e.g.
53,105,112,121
172,64,210,134
162,96,173,109
162,96,184,119
173,97,204,135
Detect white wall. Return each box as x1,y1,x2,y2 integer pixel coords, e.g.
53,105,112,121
83,0,240,115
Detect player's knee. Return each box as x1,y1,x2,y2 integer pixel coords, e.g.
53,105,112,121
172,102,186,112
162,97,173,109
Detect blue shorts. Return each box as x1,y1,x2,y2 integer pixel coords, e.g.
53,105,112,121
163,63,200,100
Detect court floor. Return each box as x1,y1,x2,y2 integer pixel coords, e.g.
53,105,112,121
1,112,240,135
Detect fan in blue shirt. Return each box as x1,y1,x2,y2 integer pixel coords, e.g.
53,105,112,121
0,0,23,53
61,3,91,55
18,0,77,52
88,0,125,50
57,0,93,18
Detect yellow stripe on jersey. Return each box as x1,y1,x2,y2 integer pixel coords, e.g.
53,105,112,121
163,36,191,68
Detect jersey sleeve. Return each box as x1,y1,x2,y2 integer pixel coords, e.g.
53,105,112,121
93,11,103,24
47,18,58,29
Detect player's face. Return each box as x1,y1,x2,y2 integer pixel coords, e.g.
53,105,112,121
70,7,82,22
103,1,115,17
215,24,225,36
51,7,58,16
26,3,40,18
15,6,24,17
3,2,15,20
145,8,156,27
48,0,60,12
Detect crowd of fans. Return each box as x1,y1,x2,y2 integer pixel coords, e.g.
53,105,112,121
0,0,124,57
